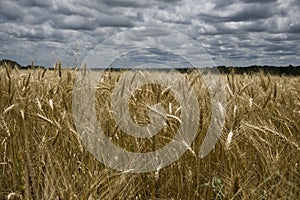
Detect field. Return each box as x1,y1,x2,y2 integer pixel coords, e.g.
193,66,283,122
0,63,299,199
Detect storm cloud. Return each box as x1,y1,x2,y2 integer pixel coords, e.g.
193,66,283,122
0,0,299,67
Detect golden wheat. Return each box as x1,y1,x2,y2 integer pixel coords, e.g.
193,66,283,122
0,63,299,199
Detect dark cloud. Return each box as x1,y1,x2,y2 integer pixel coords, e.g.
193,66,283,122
96,15,134,27
226,4,275,22
101,0,150,8
212,0,276,9
203,3,281,23
50,13,134,30
0,1,24,20
0,0,299,67
263,44,298,52
240,0,277,4
156,0,182,2
289,23,300,33
18,0,53,8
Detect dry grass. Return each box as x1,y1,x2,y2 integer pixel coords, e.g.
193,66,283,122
0,63,299,199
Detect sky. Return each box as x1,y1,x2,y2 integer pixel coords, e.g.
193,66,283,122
0,0,299,67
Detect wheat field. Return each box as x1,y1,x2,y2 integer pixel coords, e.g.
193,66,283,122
0,63,299,199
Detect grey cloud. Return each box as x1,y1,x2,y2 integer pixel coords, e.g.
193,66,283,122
289,23,300,33
225,4,275,22
101,0,151,8
240,0,277,4
204,3,280,23
238,42,266,49
212,0,236,9
18,0,53,8
51,15,97,31
263,44,298,52
217,22,266,33
49,13,134,30
155,0,182,2
96,14,134,27
0,0,299,67
126,28,173,39
286,33,300,41
22,7,54,25
0,1,24,20
111,48,191,68
50,1,103,17
263,33,288,41
212,0,276,9
264,51,297,56
0,22,72,43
